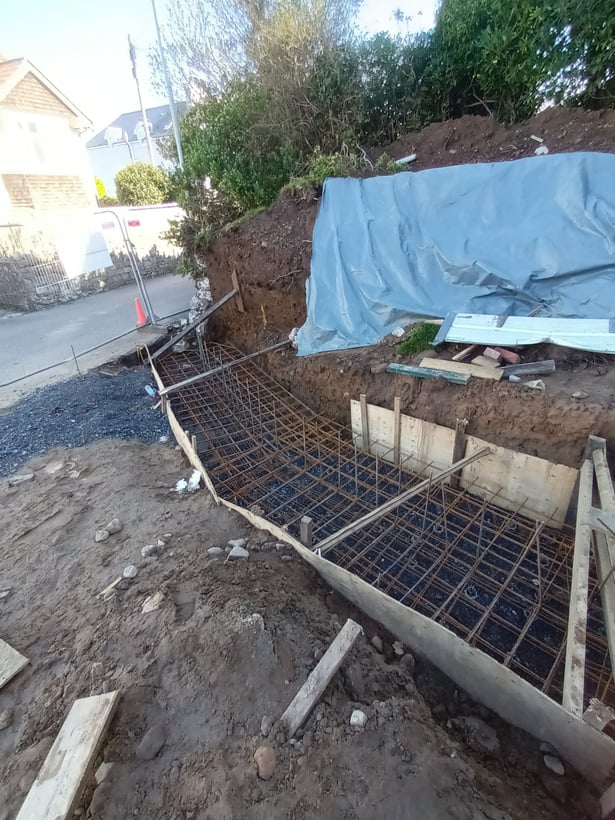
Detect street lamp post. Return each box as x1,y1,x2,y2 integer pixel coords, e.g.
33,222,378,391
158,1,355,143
150,0,184,169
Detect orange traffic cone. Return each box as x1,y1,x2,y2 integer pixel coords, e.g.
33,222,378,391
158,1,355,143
135,297,148,328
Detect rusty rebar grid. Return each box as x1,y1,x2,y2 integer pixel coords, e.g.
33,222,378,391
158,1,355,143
156,343,614,708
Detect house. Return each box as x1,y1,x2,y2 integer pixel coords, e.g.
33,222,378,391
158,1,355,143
0,54,95,222
87,104,186,195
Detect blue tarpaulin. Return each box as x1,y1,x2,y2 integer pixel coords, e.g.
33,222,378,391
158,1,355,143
296,152,615,356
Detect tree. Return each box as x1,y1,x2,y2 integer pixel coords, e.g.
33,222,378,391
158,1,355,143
149,0,362,100
115,162,171,206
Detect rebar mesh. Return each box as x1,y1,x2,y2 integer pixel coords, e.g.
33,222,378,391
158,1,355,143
156,342,614,708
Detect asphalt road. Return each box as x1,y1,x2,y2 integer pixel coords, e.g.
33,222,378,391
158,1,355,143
0,275,195,407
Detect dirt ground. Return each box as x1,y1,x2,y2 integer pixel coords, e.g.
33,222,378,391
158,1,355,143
204,107,615,468
0,439,599,819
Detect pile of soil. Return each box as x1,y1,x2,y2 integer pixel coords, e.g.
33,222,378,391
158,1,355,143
205,107,615,467
0,439,598,818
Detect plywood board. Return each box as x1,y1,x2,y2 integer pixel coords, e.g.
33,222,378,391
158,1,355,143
16,691,119,820
419,357,502,381
0,639,28,689
460,435,577,526
161,394,615,788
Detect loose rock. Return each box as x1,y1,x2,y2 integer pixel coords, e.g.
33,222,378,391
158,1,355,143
254,745,277,780
0,708,13,730
142,591,164,613
543,754,565,776
106,518,122,534
94,529,110,543
400,653,416,675
572,391,589,400
371,635,383,653
281,555,293,562
156,538,166,548
0,588,12,600
350,709,368,729
228,545,249,560
136,724,166,760
452,716,500,756
261,715,273,737
207,547,224,557
141,544,159,558
95,761,114,785
227,538,247,550
392,640,405,657
123,564,138,579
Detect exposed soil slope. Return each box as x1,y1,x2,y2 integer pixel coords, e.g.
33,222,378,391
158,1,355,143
206,108,615,467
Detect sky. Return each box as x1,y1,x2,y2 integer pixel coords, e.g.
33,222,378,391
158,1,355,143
1,0,437,135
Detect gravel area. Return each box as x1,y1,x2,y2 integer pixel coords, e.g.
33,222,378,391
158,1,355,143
0,367,171,475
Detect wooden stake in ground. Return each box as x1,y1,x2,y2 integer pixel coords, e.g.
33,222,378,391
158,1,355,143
280,619,363,738
16,691,119,820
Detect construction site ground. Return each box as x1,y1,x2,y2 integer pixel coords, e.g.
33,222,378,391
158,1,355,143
3,108,615,818
0,431,598,819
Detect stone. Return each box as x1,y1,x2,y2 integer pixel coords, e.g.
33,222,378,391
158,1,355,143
95,761,114,784
0,708,13,730
94,529,110,543
350,709,367,729
141,544,159,558
281,555,293,562
392,640,405,657
371,635,383,653
8,473,34,487
452,716,500,756
400,653,416,675
123,565,138,579
156,538,166,548
142,591,165,613
0,588,11,600
543,754,565,776
260,715,273,737
159,435,169,443
228,546,249,560
227,538,247,550
106,518,122,535
88,783,112,816
136,724,166,760
572,391,589,400
254,745,277,780
207,547,224,557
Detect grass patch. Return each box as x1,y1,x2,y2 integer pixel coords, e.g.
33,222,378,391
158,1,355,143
397,322,439,355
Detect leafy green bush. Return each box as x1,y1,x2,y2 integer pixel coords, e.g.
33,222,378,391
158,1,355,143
397,322,439,355
98,194,119,207
115,162,171,206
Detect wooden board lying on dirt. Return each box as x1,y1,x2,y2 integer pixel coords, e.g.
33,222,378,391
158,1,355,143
0,638,28,689
419,357,503,381
281,619,363,737
16,691,119,820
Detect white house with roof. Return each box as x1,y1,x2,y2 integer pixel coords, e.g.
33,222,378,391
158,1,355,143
86,103,186,195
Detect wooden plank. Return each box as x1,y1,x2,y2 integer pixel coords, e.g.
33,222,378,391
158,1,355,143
471,354,502,368
563,457,593,716
590,440,615,673
159,341,290,397
300,516,313,548
230,269,245,313
419,357,503,381
387,363,470,385
393,396,401,466
150,288,238,361
0,639,28,689
316,446,490,556
359,394,370,452
16,692,119,820
501,360,556,377
460,434,577,527
450,417,468,490
280,619,363,737
452,344,478,362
